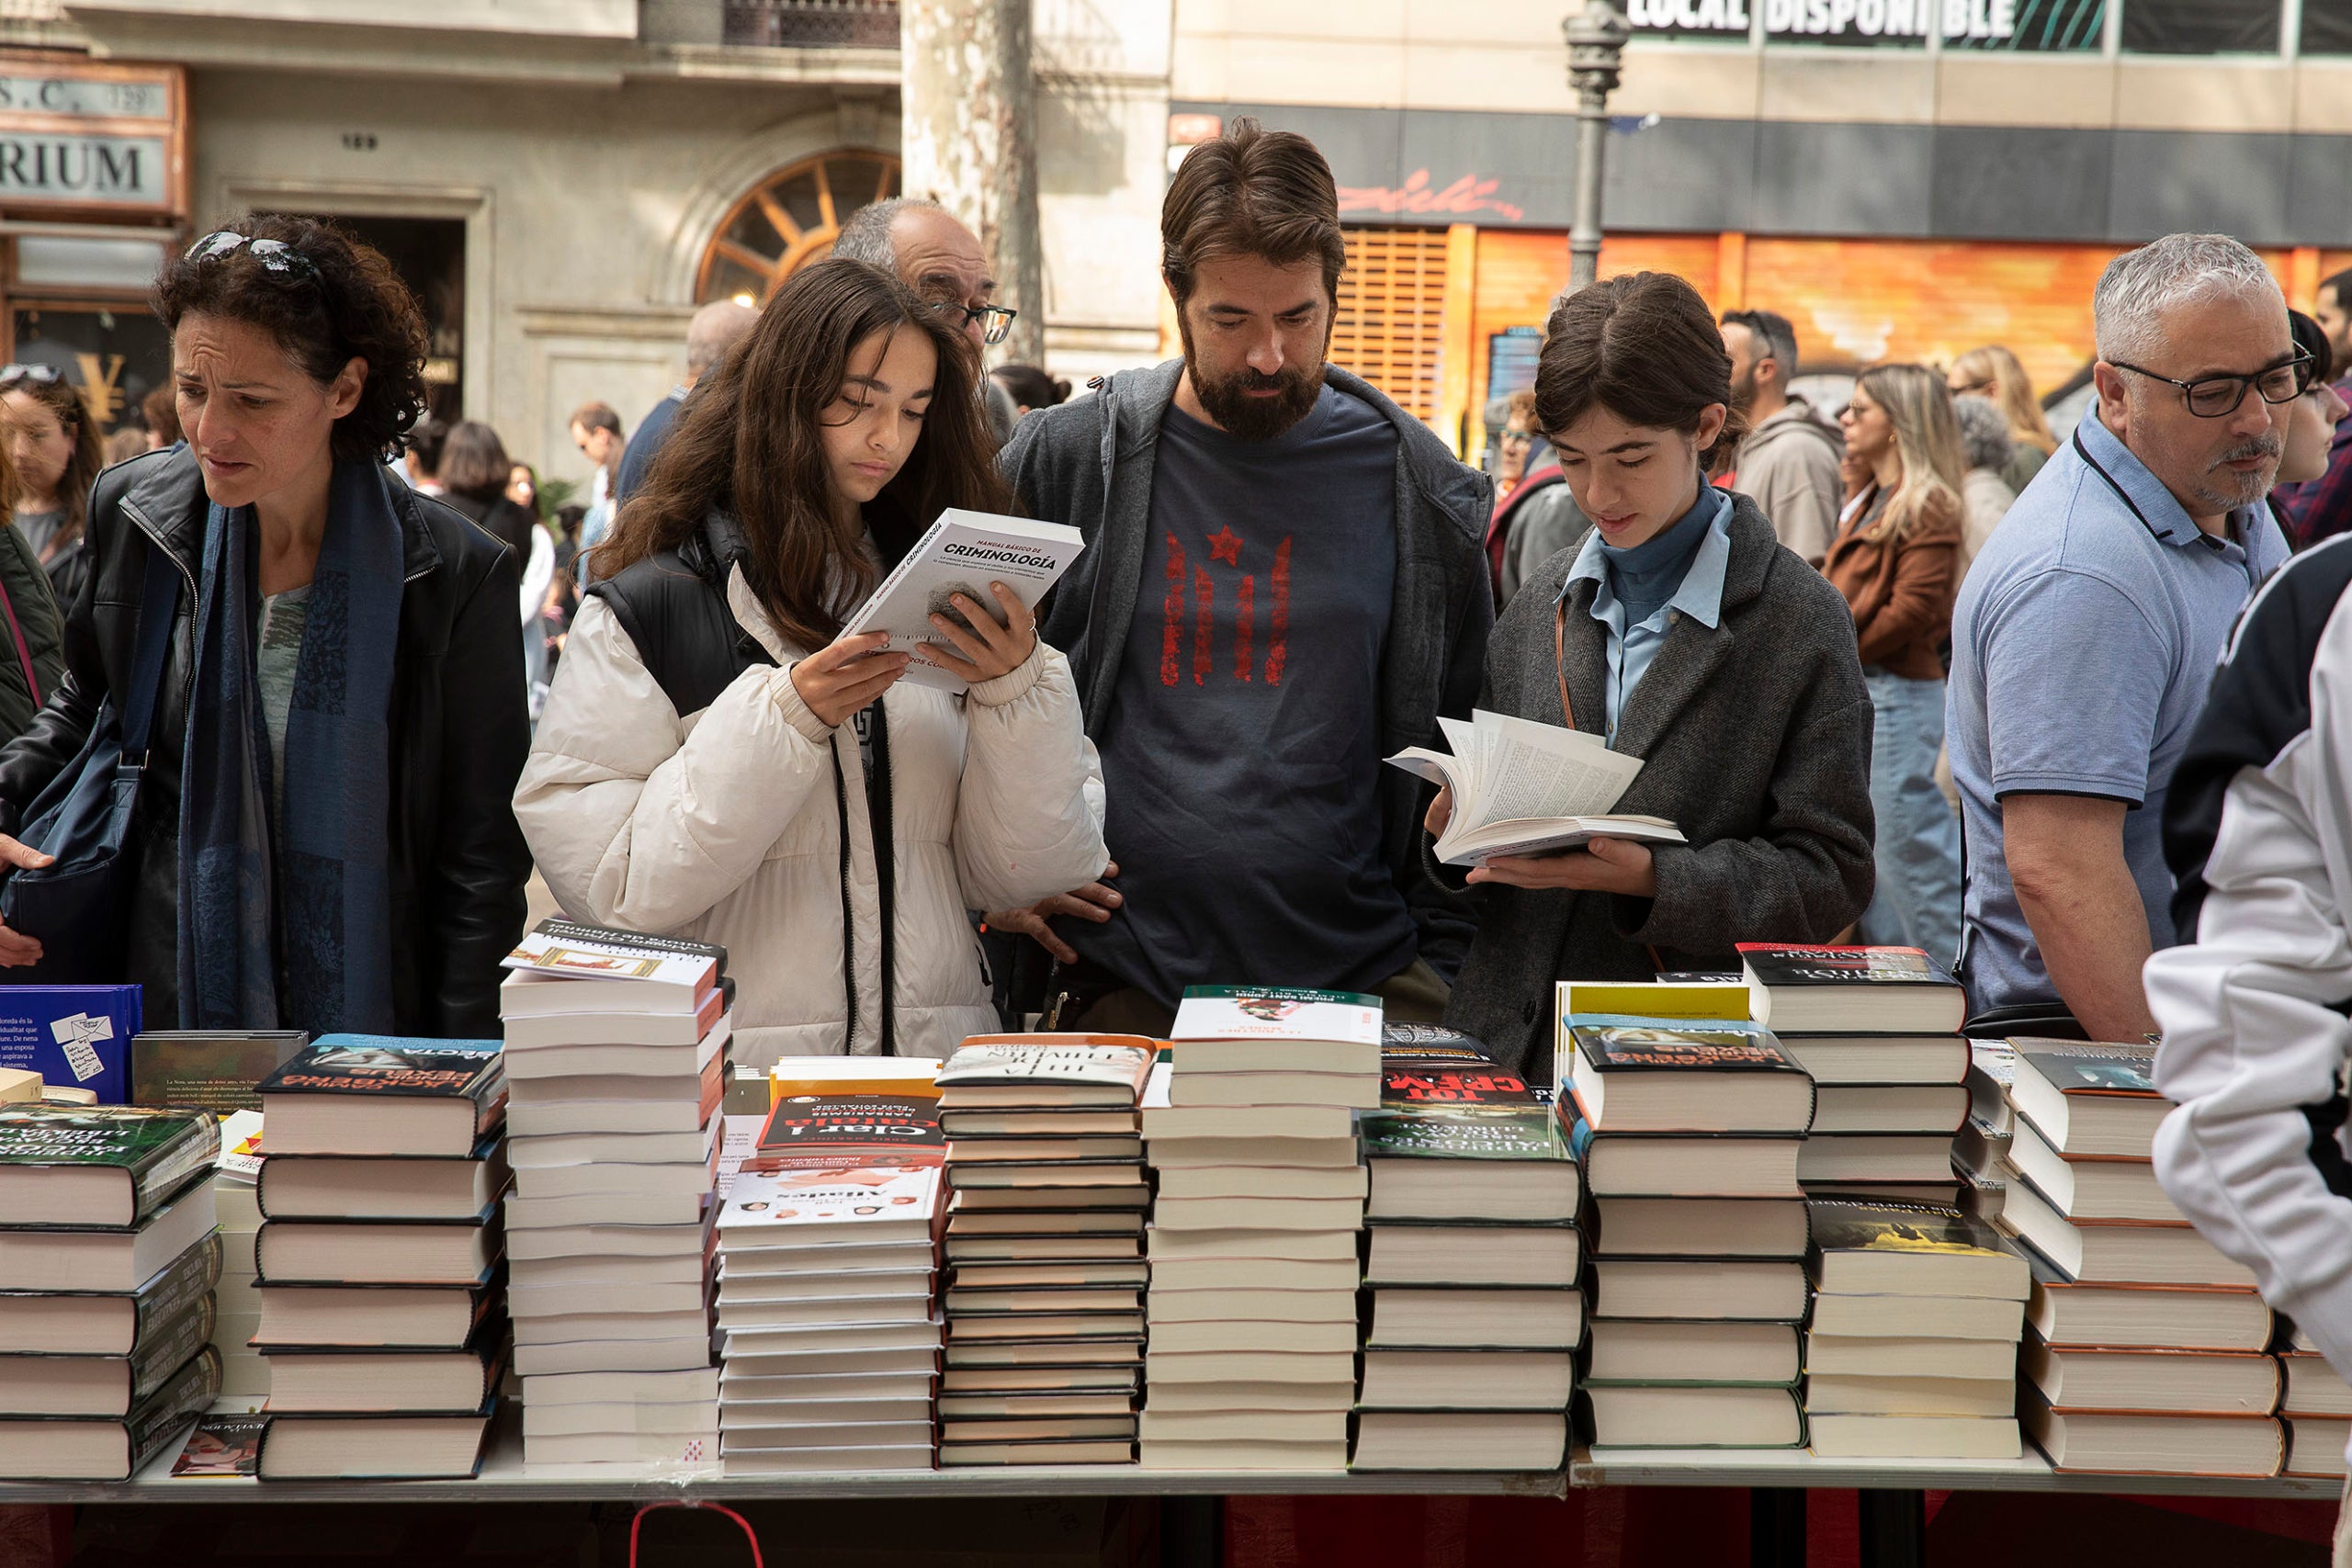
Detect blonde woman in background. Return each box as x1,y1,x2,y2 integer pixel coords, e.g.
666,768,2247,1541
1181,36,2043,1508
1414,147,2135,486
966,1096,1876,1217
1948,344,2056,496
1829,364,1967,967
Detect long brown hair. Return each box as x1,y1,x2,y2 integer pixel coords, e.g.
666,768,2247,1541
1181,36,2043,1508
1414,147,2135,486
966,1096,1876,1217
600,259,1008,652
5,377,103,553
1853,363,1966,546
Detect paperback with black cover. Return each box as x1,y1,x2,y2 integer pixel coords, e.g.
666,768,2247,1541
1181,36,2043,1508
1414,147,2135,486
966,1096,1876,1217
1737,944,1965,1032
0,1104,220,1227
745,1094,945,1175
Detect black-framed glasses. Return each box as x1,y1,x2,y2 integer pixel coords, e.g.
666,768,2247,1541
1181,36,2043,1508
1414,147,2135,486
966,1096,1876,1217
0,364,62,389
184,231,322,284
2109,350,2313,418
929,299,1018,347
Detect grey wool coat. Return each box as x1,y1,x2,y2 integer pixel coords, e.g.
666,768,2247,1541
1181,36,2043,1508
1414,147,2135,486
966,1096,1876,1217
1439,495,1876,1080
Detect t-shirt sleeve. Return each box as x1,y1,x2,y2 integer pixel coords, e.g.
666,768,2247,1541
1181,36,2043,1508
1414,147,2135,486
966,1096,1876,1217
1980,566,2172,805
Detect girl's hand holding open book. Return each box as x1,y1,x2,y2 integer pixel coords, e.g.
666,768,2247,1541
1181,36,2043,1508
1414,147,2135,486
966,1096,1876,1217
1468,835,1657,897
1423,784,1453,840
920,581,1040,686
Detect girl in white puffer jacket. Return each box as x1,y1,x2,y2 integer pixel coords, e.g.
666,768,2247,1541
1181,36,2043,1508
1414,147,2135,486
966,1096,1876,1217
514,260,1106,1069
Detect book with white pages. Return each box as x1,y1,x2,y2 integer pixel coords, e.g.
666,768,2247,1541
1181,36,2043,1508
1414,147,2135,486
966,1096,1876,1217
1385,709,1683,866
836,510,1085,691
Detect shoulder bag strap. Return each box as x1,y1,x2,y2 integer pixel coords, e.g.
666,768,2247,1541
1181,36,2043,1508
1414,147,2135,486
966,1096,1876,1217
118,543,179,765
0,573,38,710
1553,594,1576,733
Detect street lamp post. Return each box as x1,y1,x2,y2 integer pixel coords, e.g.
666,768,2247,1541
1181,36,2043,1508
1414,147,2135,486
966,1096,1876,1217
1563,0,1632,293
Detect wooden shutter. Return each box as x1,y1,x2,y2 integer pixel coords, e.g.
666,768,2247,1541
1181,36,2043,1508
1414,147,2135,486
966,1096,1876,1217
1332,226,1451,423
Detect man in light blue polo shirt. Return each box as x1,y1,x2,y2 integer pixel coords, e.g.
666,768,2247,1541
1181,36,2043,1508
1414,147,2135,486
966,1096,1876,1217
1949,232,2302,1040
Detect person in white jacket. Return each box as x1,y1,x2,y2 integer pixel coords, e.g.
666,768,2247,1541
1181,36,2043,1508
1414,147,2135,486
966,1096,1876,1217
2146,531,2352,1539
515,258,1107,1069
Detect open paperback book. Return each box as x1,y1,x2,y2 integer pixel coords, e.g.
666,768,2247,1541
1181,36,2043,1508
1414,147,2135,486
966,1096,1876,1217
1385,709,1684,866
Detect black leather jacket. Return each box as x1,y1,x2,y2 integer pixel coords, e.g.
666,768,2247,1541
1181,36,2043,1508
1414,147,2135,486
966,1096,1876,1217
0,446,533,1037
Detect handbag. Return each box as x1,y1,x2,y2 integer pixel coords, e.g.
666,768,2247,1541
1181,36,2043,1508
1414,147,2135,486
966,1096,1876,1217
0,543,179,984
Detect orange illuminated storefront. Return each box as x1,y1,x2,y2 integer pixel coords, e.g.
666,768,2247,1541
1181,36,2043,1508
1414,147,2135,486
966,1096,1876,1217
1300,225,2352,460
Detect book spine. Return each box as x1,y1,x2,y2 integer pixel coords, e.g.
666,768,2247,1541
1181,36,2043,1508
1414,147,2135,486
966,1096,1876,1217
128,1345,223,1475
130,1117,223,1221
133,1236,223,1348
131,1293,217,1400
842,515,949,635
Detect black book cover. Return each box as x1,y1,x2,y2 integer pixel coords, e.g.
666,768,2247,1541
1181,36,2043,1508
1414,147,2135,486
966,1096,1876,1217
2013,1040,2160,1099
1736,944,1957,989
1570,1021,1803,1075
0,1231,220,1324
1806,1196,2016,1261
127,1345,222,1476
258,1038,504,1104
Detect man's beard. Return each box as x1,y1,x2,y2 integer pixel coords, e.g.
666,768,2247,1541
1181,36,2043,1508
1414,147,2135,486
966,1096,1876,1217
2192,433,2285,514
1178,315,1325,442
1728,362,1757,412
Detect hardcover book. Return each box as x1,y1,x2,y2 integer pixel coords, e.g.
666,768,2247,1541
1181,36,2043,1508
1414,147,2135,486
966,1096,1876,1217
0,987,141,1105
744,1094,945,1176
0,1343,220,1481
1736,944,1965,1033
2007,1039,2168,1157
0,1104,220,1227
130,1031,307,1114
0,1234,221,1356
257,1038,506,1157
1809,1197,2030,1300
1564,1018,1813,1134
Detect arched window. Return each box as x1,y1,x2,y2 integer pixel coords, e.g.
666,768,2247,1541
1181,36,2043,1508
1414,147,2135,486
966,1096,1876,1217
695,151,900,306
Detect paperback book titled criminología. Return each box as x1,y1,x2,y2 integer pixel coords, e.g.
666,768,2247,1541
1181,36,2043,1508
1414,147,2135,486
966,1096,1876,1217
838,510,1085,691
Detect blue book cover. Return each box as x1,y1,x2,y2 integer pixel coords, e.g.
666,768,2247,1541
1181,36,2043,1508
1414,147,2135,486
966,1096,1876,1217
0,985,141,1103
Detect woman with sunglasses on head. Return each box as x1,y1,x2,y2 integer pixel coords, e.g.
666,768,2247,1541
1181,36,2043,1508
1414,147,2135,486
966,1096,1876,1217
0,215,531,1037
1830,365,1968,969
1428,271,1874,1080
1947,344,2057,497
3,364,104,612
515,258,1105,1066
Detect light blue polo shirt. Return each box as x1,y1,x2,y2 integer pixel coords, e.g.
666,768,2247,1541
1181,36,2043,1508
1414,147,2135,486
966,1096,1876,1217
1946,406,2289,1016
1560,485,1734,746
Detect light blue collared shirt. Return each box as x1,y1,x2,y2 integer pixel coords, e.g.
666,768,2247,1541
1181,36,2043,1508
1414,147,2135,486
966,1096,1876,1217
1558,486,1734,747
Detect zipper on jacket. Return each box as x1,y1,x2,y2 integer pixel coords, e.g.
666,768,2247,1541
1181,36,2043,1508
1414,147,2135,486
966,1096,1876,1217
831,744,858,1055
865,699,898,1054
120,498,199,712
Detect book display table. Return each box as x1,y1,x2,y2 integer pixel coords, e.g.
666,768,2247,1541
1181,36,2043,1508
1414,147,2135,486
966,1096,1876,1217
3,1421,2336,1568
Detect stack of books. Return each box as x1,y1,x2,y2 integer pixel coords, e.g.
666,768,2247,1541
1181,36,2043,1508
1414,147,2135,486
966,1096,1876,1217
250,1038,508,1480
1352,1049,1580,1472
2279,1326,2352,1479
0,1102,222,1481
1804,1197,2029,1459
497,919,731,1470
1139,987,1383,1472
934,1034,1155,1466
715,1085,946,1473
209,1109,268,1407
1990,1039,2280,1477
1566,1017,1812,1450
1740,944,1970,1204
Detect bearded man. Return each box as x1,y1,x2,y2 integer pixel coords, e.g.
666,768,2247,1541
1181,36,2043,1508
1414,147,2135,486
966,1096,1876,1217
1946,231,2300,1040
991,118,1493,1035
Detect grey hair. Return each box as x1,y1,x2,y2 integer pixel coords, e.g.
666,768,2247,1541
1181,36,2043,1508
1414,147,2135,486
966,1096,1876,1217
2093,233,2281,364
684,299,759,378
1951,393,2013,474
831,197,942,270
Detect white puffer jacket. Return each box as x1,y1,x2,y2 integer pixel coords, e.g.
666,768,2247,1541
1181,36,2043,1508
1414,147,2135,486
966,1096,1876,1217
515,564,1108,1068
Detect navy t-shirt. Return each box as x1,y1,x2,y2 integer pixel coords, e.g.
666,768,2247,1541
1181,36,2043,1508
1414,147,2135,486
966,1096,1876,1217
1071,383,1416,1005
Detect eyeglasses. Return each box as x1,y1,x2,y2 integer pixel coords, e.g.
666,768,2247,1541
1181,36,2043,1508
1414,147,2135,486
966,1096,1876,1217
2109,351,2314,418
184,231,322,284
928,299,1018,347
0,364,62,389
1499,429,1535,446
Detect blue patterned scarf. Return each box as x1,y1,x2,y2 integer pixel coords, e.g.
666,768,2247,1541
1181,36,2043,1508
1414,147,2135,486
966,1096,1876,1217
177,459,403,1032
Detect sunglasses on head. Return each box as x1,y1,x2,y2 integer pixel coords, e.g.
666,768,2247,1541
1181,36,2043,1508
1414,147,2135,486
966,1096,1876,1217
0,364,62,389
184,231,322,284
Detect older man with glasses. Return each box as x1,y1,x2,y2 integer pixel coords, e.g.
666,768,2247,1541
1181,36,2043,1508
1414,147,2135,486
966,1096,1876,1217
1946,232,2301,1043
831,197,1023,441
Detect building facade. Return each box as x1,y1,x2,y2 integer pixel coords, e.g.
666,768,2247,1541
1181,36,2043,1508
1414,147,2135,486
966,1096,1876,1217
12,0,1172,496
1172,0,2352,454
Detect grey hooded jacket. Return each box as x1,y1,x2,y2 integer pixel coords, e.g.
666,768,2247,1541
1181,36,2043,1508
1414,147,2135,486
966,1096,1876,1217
999,359,1495,983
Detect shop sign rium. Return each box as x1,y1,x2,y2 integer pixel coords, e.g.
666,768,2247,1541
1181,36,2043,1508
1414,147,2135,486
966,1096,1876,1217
0,53,182,218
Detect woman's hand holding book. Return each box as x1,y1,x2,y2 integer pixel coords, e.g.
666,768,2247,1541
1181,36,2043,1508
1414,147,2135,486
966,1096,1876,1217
1467,835,1657,897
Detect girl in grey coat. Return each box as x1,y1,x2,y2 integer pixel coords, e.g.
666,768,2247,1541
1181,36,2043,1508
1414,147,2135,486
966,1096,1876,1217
1430,272,1876,1080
